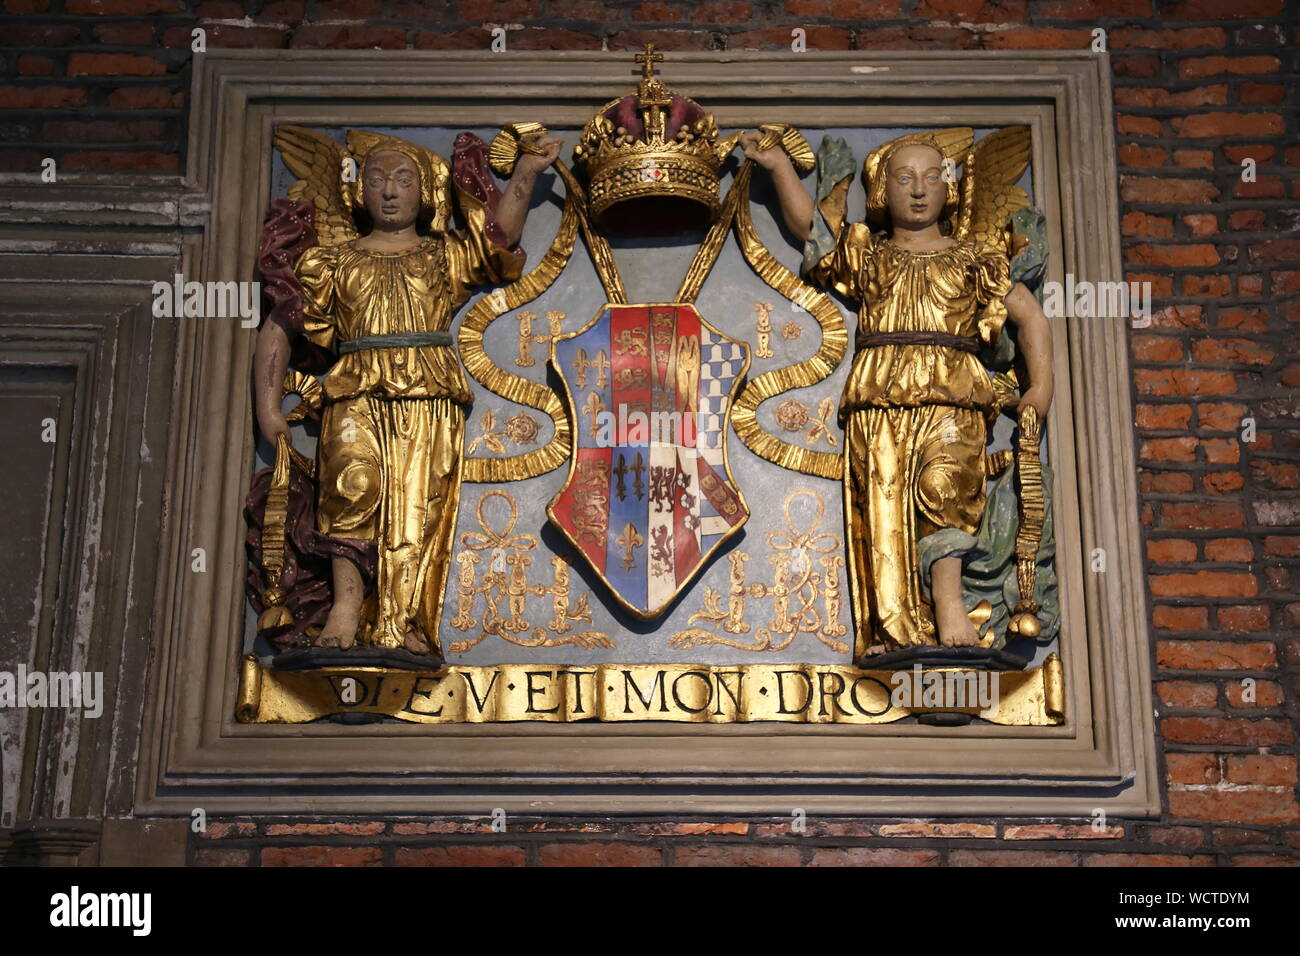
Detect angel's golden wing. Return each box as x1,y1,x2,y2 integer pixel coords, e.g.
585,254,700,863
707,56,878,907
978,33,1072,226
955,126,1032,256
273,125,358,247
346,129,452,233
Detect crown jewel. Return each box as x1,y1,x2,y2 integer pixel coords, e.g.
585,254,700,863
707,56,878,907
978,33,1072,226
574,45,732,236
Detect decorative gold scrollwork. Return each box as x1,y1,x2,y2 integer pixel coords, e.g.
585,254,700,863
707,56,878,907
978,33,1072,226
448,491,610,653
753,301,774,359
462,121,636,485
674,489,848,652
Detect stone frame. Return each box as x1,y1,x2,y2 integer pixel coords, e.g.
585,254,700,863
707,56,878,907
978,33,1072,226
133,49,1158,817
0,243,183,853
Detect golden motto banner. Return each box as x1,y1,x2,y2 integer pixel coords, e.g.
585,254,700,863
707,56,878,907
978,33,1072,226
237,654,1064,726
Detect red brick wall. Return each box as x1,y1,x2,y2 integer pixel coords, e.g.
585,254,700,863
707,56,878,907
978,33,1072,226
189,814,1300,866
6,0,1296,865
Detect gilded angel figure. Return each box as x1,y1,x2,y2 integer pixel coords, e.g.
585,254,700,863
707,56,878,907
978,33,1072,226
248,125,559,660
742,126,1055,664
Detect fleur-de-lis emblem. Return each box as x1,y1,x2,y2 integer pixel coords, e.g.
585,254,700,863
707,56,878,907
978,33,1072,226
590,348,611,389
572,347,590,388
616,523,644,571
581,391,605,441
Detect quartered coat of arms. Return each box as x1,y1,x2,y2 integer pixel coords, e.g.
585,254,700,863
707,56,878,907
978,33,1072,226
237,46,1066,728
549,302,750,619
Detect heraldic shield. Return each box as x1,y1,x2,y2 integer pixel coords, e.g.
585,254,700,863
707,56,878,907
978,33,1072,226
548,303,751,619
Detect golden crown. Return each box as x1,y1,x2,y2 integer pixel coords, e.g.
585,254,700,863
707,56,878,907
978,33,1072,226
573,45,736,235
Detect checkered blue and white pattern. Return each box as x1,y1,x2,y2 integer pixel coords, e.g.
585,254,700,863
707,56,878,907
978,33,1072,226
697,329,744,463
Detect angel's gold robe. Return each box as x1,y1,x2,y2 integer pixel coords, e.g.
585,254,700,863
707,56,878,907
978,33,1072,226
807,224,1011,656
296,219,522,651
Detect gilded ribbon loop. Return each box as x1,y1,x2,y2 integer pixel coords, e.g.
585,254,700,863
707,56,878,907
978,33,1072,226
464,127,845,483
729,158,848,480
460,489,538,553
767,489,839,561
458,168,579,484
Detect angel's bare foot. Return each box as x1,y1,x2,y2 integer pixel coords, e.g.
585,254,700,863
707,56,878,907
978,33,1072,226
316,604,358,649
930,554,979,648
934,595,980,647
317,556,363,649
403,631,432,655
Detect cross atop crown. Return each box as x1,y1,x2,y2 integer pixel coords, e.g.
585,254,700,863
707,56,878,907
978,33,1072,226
635,43,663,82
633,44,671,137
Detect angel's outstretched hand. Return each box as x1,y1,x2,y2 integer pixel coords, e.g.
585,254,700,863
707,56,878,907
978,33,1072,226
516,135,563,174
1017,385,1052,421
738,130,789,172
1005,282,1054,422
497,135,564,244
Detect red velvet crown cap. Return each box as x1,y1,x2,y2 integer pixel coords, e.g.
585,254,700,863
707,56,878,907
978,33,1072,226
606,93,703,144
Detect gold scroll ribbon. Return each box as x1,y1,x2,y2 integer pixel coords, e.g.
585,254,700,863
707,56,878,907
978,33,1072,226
464,122,845,482
255,433,295,636
676,124,846,478
1007,404,1046,639
237,654,1065,726
461,125,629,483
488,124,624,302
730,149,848,480
556,162,626,305
459,166,579,484
676,151,750,303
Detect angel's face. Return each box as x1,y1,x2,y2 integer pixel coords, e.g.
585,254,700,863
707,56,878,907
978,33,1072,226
884,144,948,231
363,149,421,231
